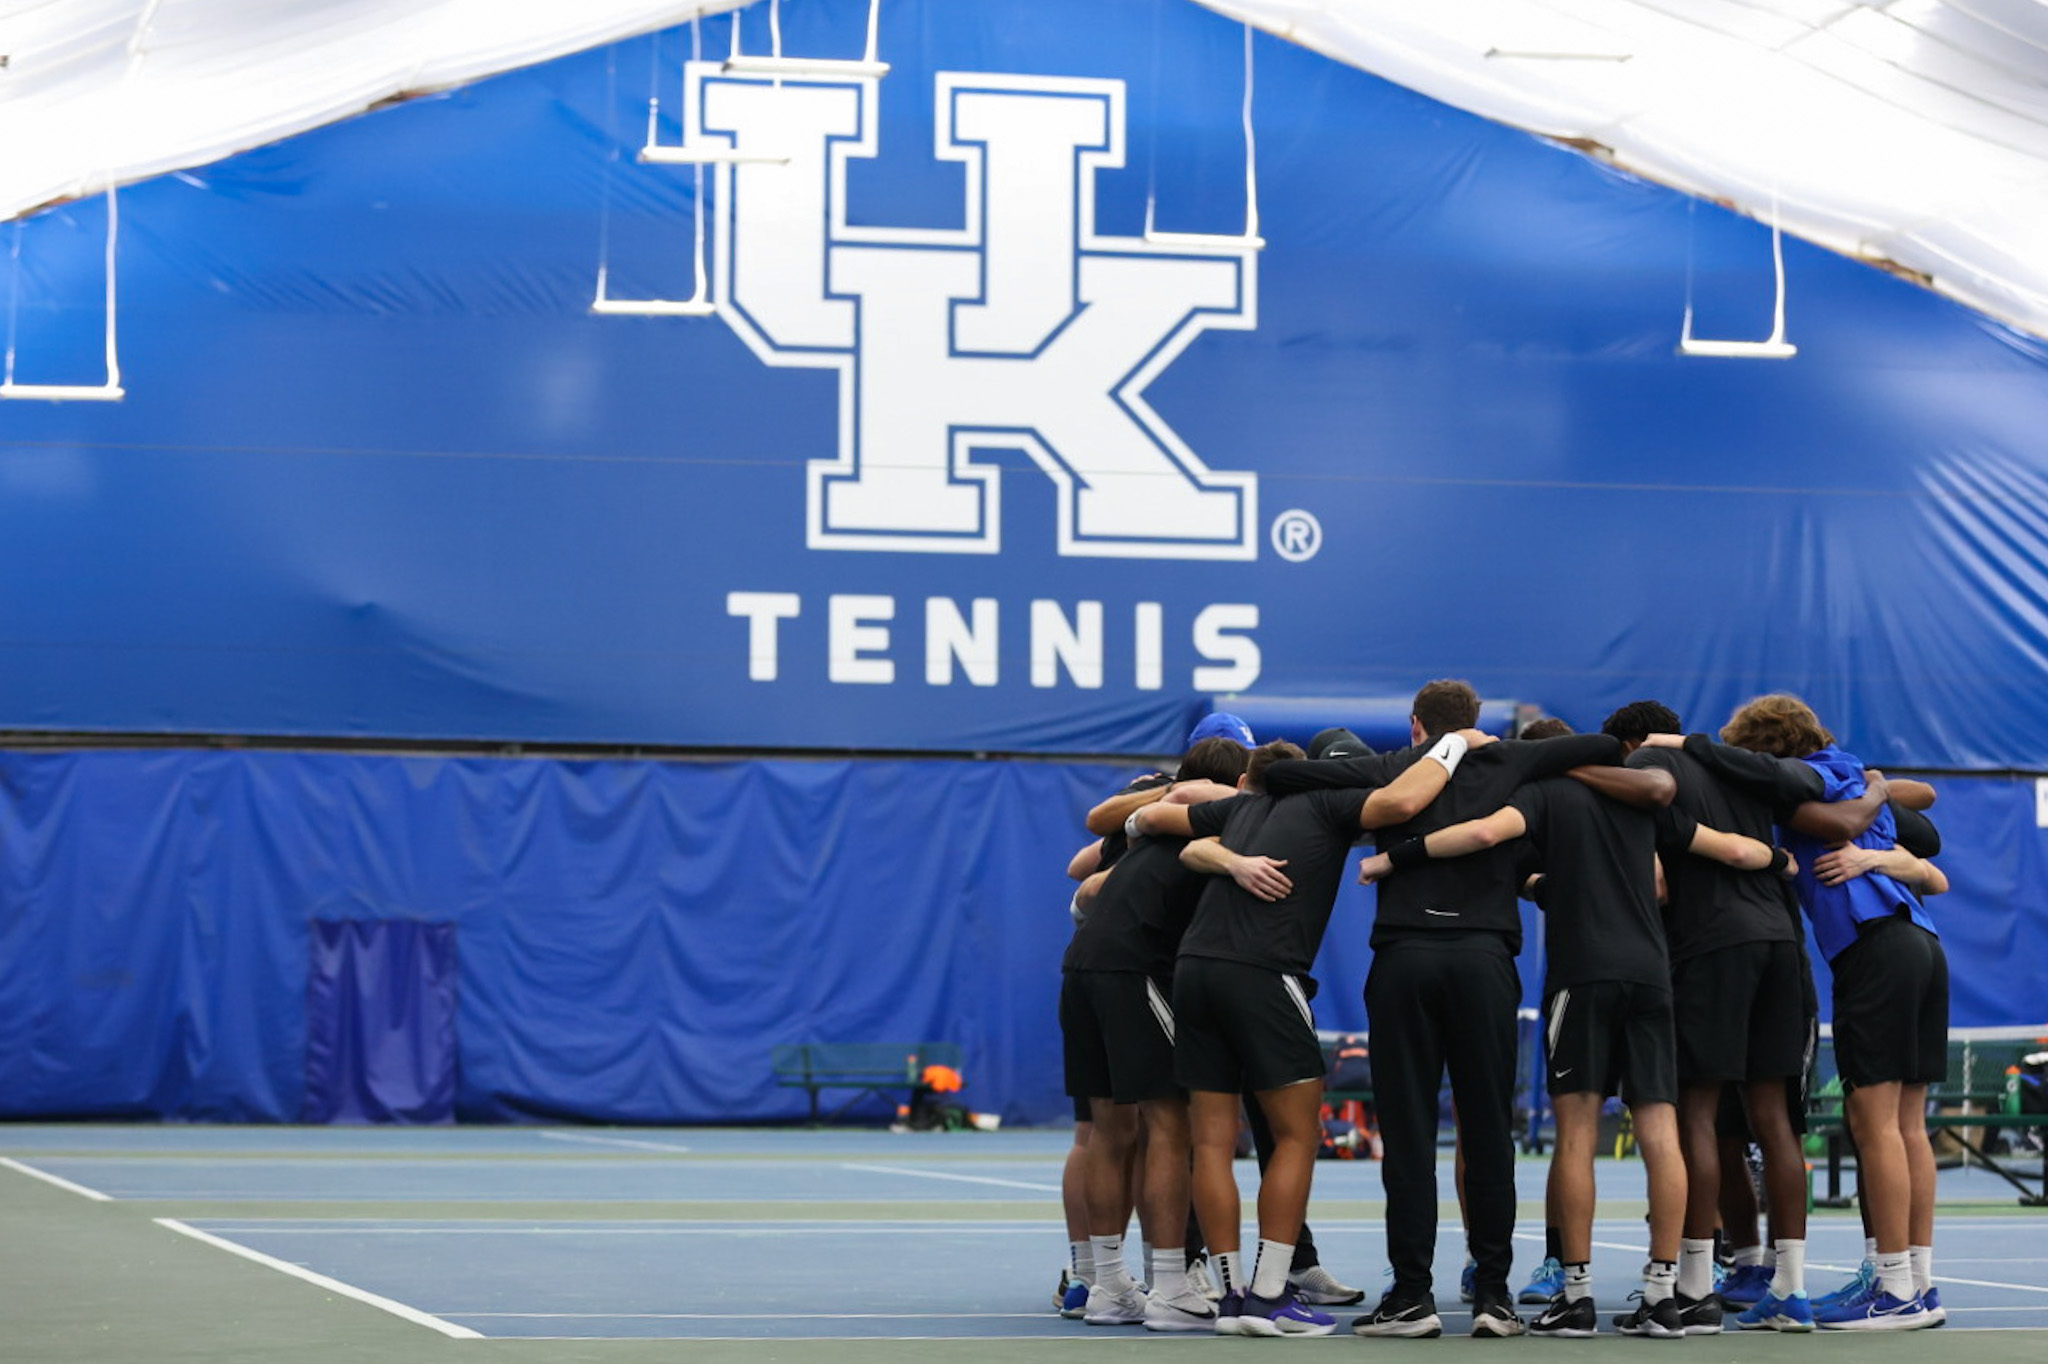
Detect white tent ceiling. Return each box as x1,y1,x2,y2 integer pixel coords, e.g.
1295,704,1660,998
2,0,2046,337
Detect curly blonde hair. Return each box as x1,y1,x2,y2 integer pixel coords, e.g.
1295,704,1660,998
1720,694,1833,758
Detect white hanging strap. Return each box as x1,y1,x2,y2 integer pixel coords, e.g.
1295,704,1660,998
726,0,889,78
593,22,716,317
1680,193,1797,359
1145,24,1263,253
640,9,788,165
2,2,153,400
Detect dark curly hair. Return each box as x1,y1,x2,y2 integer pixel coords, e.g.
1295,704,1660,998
1601,700,1682,747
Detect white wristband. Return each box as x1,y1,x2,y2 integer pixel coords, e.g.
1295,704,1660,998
1069,890,1087,926
1124,810,1144,840
1426,732,1470,778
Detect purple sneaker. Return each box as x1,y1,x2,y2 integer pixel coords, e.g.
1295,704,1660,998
1717,1263,1772,1307
1236,1289,1338,1337
1215,1288,1248,1336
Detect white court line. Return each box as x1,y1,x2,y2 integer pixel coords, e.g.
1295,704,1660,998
153,1218,481,1339
0,1156,112,1201
536,1131,692,1154
190,1220,1081,1228
1514,1231,2048,1297
443,1312,1048,1320
839,1162,1061,1192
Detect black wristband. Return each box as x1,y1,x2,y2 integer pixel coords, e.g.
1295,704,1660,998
1386,837,1430,871
1768,845,1791,874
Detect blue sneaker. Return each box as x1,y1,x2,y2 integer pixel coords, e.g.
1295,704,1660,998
1816,1284,1929,1331
1717,1263,1772,1307
1459,1257,1477,1303
1060,1277,1090,1318
1234,1289,1336,1337
1918,1286,1945,1327
1735,1291,1814,1332
1214,1288,1247,1336
1518,1256,1565,1304
1814,1260,1876,1309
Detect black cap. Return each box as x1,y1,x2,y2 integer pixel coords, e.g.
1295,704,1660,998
1310,726,1374,760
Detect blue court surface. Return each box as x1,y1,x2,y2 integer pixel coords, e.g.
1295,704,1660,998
4,1124,2044,1345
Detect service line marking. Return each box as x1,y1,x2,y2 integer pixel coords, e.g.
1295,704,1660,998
0,1156,112,1201
839,1162,1060,1193
154,1218,481,1339
536,1131,693,1153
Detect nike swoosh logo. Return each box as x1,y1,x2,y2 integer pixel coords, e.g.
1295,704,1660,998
1425,908,1459,917
1553,1068,1573,1079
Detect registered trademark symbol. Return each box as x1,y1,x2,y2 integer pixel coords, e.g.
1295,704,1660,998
1271,509,1323,562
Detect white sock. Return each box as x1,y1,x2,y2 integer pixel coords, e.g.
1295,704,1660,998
1762,1244,1778,1271
1909,1246,1933,1296
1678,1239,1714,1299
1564,1262,1593,1303
1863,1236,1878,1264
1644,1260,1677,1305
1216,1249,1246,1296
1139,1239,1153,1283
1149,1249,1186,1297
1251,1240,1293,1299
1876,1250,1913,1301
1769,1239,1805,1297
1090,1235,1132,1292
1732,1242,1764,1268
1071,1240,1093,1284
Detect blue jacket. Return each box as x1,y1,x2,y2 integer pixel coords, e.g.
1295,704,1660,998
1784,745,1936,963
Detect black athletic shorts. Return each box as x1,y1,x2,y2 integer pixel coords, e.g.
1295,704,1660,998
1672,940,1809,1082
1172,954,1325,1095
1061,968,1181,1104
1543,980,1677,1107
1830,916,1950,1089
1717,1013,1818,1139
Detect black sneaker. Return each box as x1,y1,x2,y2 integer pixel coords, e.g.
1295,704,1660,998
1352,1289,1443,1338
1675,1290,1724,1335
1614,1293,1685,1339
1529,1292,1598,1338
1470,1292,1526,1338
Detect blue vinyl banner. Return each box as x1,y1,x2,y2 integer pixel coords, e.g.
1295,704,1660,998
0,748,2041,1125
1,0,2046,768
303,918,459,1124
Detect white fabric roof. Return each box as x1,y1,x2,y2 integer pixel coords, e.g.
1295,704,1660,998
3,0,2045,337
1200,0,2048,339
0,0,739,221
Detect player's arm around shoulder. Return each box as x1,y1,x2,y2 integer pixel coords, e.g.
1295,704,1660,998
1359,728,1493,829
1179,836,1292,902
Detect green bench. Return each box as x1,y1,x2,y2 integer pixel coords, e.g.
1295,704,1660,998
771,1042,963,1125
1809,1106,2048,1208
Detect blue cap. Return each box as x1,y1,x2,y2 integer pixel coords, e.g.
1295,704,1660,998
1188,711,1255,747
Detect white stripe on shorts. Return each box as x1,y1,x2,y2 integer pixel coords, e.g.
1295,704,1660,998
1282,974,1316,1035
1145,977,1176,1044
1547,987,1572,1056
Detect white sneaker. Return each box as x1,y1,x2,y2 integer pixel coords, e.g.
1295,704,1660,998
1145,1287,1219,1332
1186,1255,1223,1302
1083,1282,1149,1326
1290,1263,1367,1306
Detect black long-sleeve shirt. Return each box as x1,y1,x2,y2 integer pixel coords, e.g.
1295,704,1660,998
1265,733,1623,949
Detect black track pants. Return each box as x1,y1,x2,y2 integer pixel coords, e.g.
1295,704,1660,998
1366,937,1521,1297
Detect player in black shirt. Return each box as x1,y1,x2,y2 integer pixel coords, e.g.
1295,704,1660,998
1261,680,1625,1337
1606,700,1837,1328
1132,729,1486,1335
1062,738,1249,1330
1361,721,1789,1337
